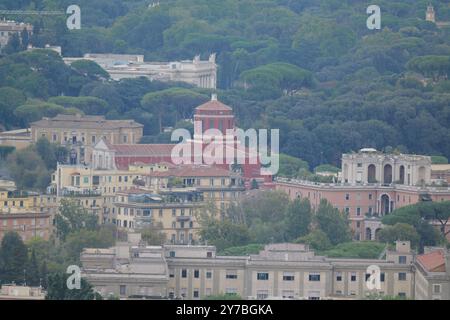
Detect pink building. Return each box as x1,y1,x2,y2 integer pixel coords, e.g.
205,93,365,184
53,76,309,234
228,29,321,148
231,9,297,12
276,149,450,241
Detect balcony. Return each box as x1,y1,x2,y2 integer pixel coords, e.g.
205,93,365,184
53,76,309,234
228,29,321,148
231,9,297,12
176,216,192,222
60,188,102,197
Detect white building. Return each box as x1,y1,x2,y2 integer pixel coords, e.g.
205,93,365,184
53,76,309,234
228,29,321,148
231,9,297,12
64,53,217,89
0,19,33,50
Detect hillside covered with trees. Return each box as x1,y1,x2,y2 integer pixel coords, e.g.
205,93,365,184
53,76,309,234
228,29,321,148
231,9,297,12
1,0,450,170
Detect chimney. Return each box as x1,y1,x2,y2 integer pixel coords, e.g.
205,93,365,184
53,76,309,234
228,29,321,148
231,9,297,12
395,240,411,253
211,93,218,101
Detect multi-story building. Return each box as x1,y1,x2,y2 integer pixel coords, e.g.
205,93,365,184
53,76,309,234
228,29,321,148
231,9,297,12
63,54,218,89
0,189,56,242
81,237,415,300
0,128,32,150
30,114,143,164
414,247,450,300
112,165,245,243
0,19,33,50
90,95,273,188
276,149,450,241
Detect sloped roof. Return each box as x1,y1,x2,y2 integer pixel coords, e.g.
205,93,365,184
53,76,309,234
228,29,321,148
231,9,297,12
196,100,232,112
110,144,175,157
31,114,143,130
416,250,446,272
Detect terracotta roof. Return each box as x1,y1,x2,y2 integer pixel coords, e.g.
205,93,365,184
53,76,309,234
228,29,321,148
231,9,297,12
196,100,232,112
146,165,234,178
31,114,143,130
416,250,446,272
110,144,175,156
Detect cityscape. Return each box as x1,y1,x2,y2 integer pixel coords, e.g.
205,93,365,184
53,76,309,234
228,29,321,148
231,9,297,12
0,0,449,303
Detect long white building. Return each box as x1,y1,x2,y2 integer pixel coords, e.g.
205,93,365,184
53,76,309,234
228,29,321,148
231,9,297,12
64,53,217,89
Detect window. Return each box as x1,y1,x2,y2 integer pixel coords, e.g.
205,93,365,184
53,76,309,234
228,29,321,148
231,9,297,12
380,273,385,282
83,177,89,184
399,256,407,264
206,271,212,279
172,209,176,217
398,292,406,298
193,289,199,299
256,290,269,300
309,273,320,282
345,194,350,200
283,272,295,281
257,272,269,281
356,221,361,228
225,288,237,296
226,271,238,279
356,207,361,216
350,273,357,282
194,270,200,278
120,285,126,296
159,209,163,217
181,269,187,278
398,273,407,281
169,251,175,258
336,272,342,281
433,284,441,294
282,290,295,299
91,135,96,144
369,194,373,200
207,252,213,258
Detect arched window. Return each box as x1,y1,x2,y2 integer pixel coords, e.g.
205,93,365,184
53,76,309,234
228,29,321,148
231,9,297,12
383,164,392,184
368,164,376,183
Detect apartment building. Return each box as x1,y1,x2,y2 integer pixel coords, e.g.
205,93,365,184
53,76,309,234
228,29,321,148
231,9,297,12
112,165,245,243
414,247,450,300
276,149,450,241
0,189,56,242
81,237,415,300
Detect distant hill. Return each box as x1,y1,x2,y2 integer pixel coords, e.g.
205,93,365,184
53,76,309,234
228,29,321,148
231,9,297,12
1,0,450,168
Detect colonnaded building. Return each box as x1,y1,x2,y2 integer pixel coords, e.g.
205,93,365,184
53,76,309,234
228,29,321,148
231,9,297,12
276,148,450,241
63,53,217,89
80,236,450,300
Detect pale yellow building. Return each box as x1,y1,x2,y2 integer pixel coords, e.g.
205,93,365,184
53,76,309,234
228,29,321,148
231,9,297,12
31,114,143,164
81,238,415,300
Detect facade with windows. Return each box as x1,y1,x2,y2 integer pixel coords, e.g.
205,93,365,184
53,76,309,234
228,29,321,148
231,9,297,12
414,247,450,300
64,53,218,89
31,114,143,164
81,239,416,300
276,149,450,241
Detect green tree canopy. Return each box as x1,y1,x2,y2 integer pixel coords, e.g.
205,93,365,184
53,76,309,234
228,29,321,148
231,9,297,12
315,199,352,245
0,232,28,285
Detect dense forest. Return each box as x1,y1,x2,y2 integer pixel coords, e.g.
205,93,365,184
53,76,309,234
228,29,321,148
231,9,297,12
1,0,450,169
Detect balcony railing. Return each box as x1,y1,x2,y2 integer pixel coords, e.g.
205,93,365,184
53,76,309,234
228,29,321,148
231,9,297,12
60,189,102,197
